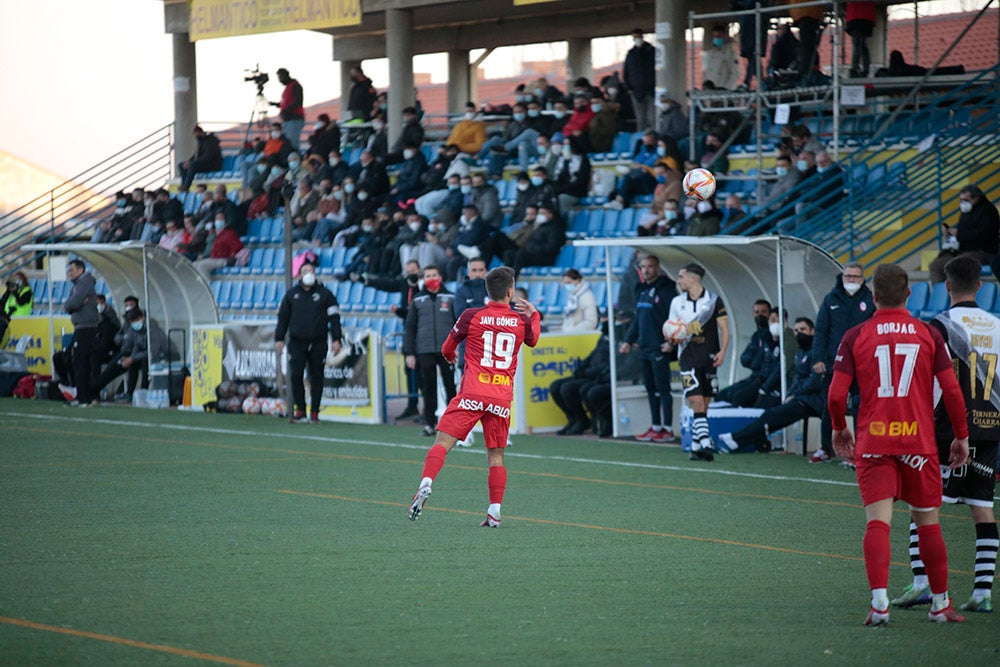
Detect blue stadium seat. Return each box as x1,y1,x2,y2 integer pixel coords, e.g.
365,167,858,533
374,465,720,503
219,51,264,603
343,315,359,329
977,282,997,311
250,281,269,310
919,282,948,319
373,290,392,312
611,132,632,155
329,247,346,275
592,281,607,309
526,281,545,305
241,248,264,275
317,247,336,275
575,246,595,276
343,281,365,311
240,281,260,310
244,218,263,243
336,280,352,304
211,281,223,302
569,209,591,235
586,210,605,236
610,281,622,307
543,246,575,277
541,281,562,314
225,282,244,310
264,281,282,310
269,252,286,276
361,286,379,312
906,281,929,317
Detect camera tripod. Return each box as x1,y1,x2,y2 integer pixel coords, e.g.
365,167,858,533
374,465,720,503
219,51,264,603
244,87,272,149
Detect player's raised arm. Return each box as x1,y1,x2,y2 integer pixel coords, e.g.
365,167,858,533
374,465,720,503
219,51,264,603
514,298,541,347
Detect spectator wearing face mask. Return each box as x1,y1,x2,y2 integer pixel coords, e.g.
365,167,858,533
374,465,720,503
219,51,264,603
722,194,749,234
604,129,661,210
504,205,566,278
535,134,560,175
399,216,448,275
753,154,803,229
393,143,431,206
387,107,426,165
365,113,389,162
415,174,464,226
624,29,657,131
687,197,723,236
445,205,489,281
526,166,558,215
601,73,636,133
91,308,166,403
179,125,223,192
158,219,185,253
481,206,538,266
262,122,294,164
446,103,487,154
193,216,244,282
587,95,620,154
560,269,599,333
552,135,592,212
699,133,730,175
307,114,340,161
657,96,688,142
284,151,306,185
350,150,390,204
702,25,741,91
549,100,571,137
468,173,501,230
638,198,682,237
323,149,349,186
529,77,565,110
289,178,321,242
560,94,597,148
476,103,538,180
932,185,1000,283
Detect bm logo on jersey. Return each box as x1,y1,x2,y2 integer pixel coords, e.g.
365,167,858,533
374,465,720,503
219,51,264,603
869,420,918,437
479,373,511,386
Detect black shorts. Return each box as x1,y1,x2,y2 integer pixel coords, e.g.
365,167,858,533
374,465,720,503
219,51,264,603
680,364,717,398
940,439,998,508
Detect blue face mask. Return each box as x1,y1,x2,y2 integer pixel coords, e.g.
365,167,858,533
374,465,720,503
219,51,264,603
796,159,809,172
713,37,724,47
553,110,565,119
513,112,526,122
816,165,827,174
344,183,355,194
664,210,678,221
527,109,540,117
460,184,472,194
591,104,603,113
775,166,789,177
656,146,667,156
515,95,525,103
131,321,144,332
288,160,300,170
448,183,459,191
530,176,543,187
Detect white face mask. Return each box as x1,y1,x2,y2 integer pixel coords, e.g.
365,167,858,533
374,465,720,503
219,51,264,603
214,220,225,231
843,281,862,295
960,200,973,213
550,144,564,156
372,120,384,131
634,37,644,47
403,149,416,160
408,222,422,233
536,213,549,224
536,145,547,155
517,182,529,192
313,121,325,130
271,131,281,139
357,191,369,201
329,157,340,167
97,303,106,314
696,201,713,214
564,282,577,292
464,112,475,121
768,322,781,337
301,271,316,286
607,87,618,97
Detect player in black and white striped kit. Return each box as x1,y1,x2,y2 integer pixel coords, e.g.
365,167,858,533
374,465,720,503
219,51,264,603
892,256,1000,613
668,263,729,461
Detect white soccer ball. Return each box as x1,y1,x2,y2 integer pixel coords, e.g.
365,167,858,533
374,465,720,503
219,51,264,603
242,395,261,415
662,318,689,343
258,397,275,416
271,398,288,417
683,168,717,201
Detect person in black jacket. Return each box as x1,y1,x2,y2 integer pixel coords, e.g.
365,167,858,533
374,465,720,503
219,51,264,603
350,150,390,204
180,125,223,192
387,107,425,164
91,307,166,402
811,262,874,461
307,114,341,162
552,333,612,435
388,142,428,205
503,205,566,278
619,255,678,442
718,317,823,453
718,299,776,407
275,260,343,423
934,185,1000,283
347,67,377,120
624,28,656,132
403,265,457,435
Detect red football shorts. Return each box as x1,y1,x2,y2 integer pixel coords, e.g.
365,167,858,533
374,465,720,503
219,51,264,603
855,452,943,510
435,394,511,449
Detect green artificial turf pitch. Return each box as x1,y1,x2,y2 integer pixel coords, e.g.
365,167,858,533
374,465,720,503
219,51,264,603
1,399,997,666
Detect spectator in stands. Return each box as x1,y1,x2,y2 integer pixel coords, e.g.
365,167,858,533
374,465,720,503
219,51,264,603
158,219,184,252
604,129,660,209
399,215,447,274
526,98,552,144
194,215,244,282
550,100,571,137
366,114,389,161
95,192,131,243
482,205,535,266
687,197,723,236
371,92,389,120
702,25,741,91
795,149,817,181
351,150,390,204
272,68,305,150
845,2,876,77
552,135,592,212
718,317,823,453
561,269,599,333
509,171,535,225
530,77,565,109
347,66,377,120
811,262,874,462
63,260,99,406
389,142,428,206
415,173,464,226
387,106,425,164
657,95,688,143
285,151,306,185
505,205,566,278
468,173,500,230
309,181,346,246
768,22,799,76
445,205,489,281
757,154,803,225
477,103,535,179
791,124,825,154
307,114,340,161
624,28,657,131
178,217,208,261
733,1,768,90
587,95,619,154
573,76,604,101
788,0,824,79
560,94,597,150
324,148,349,186
179,125,223,192
420,144,467,193
205,185,242,234
651,161,683,212
723,194,749,234
446,103,487,155
927,185,1000,283
91,307,165,403
289,178,321,242
145,189,183,245
527,166,558,214
404,265,457,435
0,271,32,343
535,134,561,175
717,300,775,407
601,73,636,133
263,122,294,164
552,331,610,436
699,132,730,175
811,150,845,201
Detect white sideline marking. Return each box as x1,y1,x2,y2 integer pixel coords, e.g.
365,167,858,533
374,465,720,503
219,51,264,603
5,411,856,488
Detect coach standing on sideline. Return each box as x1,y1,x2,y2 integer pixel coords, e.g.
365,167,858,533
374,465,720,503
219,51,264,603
63,259,99,406
275,260,342,423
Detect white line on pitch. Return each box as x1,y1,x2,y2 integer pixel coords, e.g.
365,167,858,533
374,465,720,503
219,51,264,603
4,411,857,488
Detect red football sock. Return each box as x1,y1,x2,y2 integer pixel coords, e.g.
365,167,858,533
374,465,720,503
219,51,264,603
488,466,507,505
863,520,891,591
421,444,448,481
917,523,949,595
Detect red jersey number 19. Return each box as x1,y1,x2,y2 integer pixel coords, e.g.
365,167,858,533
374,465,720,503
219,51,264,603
481,331,516,369
874,343,920,398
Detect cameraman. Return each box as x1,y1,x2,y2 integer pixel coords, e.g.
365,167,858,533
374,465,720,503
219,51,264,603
1,271,33,345
273,68,305,150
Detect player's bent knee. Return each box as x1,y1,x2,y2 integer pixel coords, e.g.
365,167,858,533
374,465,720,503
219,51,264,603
435,432,461,451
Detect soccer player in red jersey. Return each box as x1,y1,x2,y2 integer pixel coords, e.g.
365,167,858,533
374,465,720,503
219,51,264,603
407,266,541,527
828,264,970,626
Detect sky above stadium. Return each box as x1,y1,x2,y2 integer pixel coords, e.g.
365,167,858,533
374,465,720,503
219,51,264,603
0,0,979,182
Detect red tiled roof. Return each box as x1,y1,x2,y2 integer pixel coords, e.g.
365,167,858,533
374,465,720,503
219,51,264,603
304,9,998,121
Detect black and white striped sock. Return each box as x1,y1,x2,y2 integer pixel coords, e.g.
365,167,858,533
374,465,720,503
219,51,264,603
973,522,999,600
908,521,929,589
692,413,709,449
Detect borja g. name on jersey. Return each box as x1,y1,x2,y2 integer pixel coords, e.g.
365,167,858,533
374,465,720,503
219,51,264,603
933,304,1000,440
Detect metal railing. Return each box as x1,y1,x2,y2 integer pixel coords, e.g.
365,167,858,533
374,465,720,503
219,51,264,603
0,124,175,279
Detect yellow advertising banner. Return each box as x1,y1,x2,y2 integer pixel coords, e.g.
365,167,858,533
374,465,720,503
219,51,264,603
514,332,600,433
190,0,362,41
191,326,225,406
3,316,73,376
